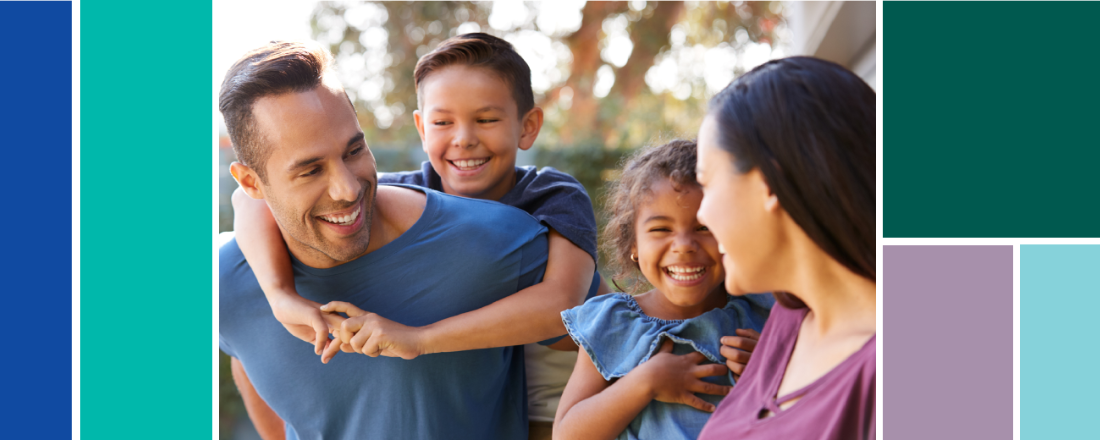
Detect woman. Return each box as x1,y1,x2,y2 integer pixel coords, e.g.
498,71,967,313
694,57,876,439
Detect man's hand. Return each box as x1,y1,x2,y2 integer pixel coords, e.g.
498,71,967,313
634,339,732,413
269,294,347,357
719,328,761,380
320,301,427,362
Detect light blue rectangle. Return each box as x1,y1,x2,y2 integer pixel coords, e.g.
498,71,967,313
1021,245,1100,437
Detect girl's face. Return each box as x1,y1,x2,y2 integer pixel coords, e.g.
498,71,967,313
633,179,726,309
695,115,783,295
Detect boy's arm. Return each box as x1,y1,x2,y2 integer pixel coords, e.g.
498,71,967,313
232,187,333,355
319,229,591,360
419,228,591,352
230,357,285,440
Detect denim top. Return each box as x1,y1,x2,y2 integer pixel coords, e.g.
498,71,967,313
561,292,775,440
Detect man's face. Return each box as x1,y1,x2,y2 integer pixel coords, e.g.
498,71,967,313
251,83,377,267
414,65,532,201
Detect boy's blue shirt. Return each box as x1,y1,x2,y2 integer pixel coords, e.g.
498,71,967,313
380,161,599,264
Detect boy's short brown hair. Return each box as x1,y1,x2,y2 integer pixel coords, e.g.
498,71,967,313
413,33,534,116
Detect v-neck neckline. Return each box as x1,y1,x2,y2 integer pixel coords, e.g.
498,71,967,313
757,307,876,421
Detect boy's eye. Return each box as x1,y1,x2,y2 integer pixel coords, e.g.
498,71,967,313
478,119,499,123
433,121,451,126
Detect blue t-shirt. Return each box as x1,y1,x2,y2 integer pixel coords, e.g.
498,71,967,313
382,162,602,345
380,162,597,263
219,186,548,440
561,292,775,440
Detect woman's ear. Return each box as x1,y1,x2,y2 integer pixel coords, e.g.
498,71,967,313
747,167,780,213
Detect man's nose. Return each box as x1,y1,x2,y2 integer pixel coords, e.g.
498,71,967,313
328,162,362,203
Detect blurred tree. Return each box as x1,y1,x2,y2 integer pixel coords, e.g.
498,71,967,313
310,1,786,150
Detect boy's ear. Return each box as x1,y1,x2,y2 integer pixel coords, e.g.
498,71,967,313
230,162,265,200
413,109,427,149
517,106,544,151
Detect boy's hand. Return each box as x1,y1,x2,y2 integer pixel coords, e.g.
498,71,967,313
269,294,343,356
635,339,731,413
320,301,427,362
719,328,761,380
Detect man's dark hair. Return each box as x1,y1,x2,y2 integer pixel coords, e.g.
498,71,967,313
219,41,333,182
708,56,876,309
413,33,534,116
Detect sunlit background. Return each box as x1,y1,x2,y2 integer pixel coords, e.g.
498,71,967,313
216,2,875,438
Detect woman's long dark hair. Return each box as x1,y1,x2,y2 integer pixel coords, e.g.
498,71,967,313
709,57,875,309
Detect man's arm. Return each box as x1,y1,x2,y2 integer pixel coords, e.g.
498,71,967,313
230,357,285,440
321,229,592,360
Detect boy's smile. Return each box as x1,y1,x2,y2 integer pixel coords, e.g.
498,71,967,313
414,64,541,201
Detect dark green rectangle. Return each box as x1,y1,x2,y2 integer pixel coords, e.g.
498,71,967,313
82,1,212,438
885,1,1100,237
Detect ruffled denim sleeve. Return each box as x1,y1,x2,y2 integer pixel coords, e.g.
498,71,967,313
561,293,774,382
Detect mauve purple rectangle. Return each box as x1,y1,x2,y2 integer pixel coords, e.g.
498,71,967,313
884,246,1013,439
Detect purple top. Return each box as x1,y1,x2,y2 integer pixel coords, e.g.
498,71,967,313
698,304,876,440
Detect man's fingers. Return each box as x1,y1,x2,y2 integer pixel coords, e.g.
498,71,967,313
320,301,368,317
688,379,732,396
350,327,373,355
720,345,752,365
720,335,758,352
682,394,717,413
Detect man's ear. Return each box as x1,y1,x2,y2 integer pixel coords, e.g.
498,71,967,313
413,109,427,151
230,162,265,200
517,106,544,151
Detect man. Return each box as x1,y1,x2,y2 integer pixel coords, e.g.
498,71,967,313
219,41,547,439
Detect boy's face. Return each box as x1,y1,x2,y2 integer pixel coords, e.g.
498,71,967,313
414,65,541,201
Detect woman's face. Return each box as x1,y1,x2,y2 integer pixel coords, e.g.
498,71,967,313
695,115,783,295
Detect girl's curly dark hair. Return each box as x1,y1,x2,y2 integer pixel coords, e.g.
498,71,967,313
602,139,700,293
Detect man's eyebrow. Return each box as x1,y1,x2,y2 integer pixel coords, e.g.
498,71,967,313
288,156,323,172
346,132,365,149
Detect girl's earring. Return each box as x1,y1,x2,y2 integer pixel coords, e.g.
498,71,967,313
630,253,638,263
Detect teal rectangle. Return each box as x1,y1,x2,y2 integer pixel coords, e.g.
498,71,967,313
885,2,1100,237
1021,245,1100,437
82,1,213,438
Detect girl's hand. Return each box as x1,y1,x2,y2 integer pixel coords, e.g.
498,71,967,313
720,328,761,380
320,301,428,363
636,339,731,412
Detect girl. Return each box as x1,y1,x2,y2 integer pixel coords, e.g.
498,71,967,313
553,140,774,440
695,57,877,439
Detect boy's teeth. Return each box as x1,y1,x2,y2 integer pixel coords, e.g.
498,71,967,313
453,158,488,169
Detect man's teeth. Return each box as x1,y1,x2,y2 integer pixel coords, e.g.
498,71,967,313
320,206,360,226
666,266,705,281
453,158,488,170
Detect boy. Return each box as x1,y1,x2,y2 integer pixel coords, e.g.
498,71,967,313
232,33,608,437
